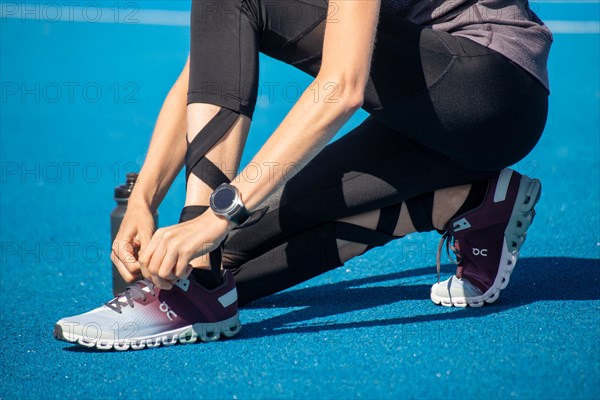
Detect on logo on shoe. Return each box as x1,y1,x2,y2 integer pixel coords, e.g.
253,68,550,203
159,301,178,321
472,248,488,256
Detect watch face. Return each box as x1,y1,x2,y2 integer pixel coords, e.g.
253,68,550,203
213,186,236,212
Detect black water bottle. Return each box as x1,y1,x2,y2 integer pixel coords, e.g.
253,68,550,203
110,173,158,295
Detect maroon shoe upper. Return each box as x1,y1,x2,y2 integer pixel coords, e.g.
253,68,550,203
447,171,522,292
157,270,238,325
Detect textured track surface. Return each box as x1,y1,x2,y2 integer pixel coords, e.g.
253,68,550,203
1,1,598,399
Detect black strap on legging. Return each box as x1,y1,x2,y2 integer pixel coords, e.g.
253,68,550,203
405,192,436,233
185,108,238,190
322,204,404,255
377,204,402,234
335,221,398,249
182,108,240,282
364,203,403,251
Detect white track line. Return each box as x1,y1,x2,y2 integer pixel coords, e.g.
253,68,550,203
0,7,189,26
1,7,599,34
547,20,600,33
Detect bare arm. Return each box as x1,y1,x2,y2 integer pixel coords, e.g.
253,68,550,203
234,1,381,211
111,58,189,281
129,58,190,212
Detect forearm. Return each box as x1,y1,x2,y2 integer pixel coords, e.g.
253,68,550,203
129,59,190,212
234,0,380,212
235,75,363,211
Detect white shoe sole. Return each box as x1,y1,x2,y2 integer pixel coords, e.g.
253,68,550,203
54,313,242,351
431,174,541,308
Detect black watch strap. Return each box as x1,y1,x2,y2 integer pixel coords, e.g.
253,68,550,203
230,206,250,226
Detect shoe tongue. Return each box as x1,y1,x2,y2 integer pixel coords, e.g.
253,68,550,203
112,282,154,304
141,285,152,294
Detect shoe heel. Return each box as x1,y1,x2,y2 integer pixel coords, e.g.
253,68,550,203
519,177,542,213
505,176,542,253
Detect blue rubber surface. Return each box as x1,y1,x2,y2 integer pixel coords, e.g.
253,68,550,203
1,1,599,399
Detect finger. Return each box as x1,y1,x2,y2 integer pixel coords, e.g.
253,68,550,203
137,240,151,280
152,273,171,290
158,251,178,282
111,239,130,266
139,229,166,282
111,251,138,283
184,264,193,278
139,229,162,269
154,273,172,290
148,245,170,288
138,252,151,281
112,240,139,274
139,263,152,281
137,228,153,250
146,240,166,275
174,257,191,280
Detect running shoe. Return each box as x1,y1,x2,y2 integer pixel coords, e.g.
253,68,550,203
431,168,541,307
54,270,241,350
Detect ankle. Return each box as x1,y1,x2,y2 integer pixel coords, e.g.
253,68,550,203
432,185,472,231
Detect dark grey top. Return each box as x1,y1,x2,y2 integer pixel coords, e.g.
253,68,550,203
382,0,553,92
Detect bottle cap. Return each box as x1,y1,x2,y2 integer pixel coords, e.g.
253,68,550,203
114,172,138,199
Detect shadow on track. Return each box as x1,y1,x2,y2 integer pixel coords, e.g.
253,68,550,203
237,257,600,339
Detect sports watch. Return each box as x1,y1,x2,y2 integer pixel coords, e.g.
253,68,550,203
209,183,250,226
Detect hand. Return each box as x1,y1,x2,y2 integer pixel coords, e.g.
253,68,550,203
139,211,234,289
111,206,155,283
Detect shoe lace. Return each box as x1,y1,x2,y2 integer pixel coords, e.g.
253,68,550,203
105,280,155,314
436,232,462,283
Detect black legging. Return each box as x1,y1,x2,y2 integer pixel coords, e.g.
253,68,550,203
186,0,549,305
